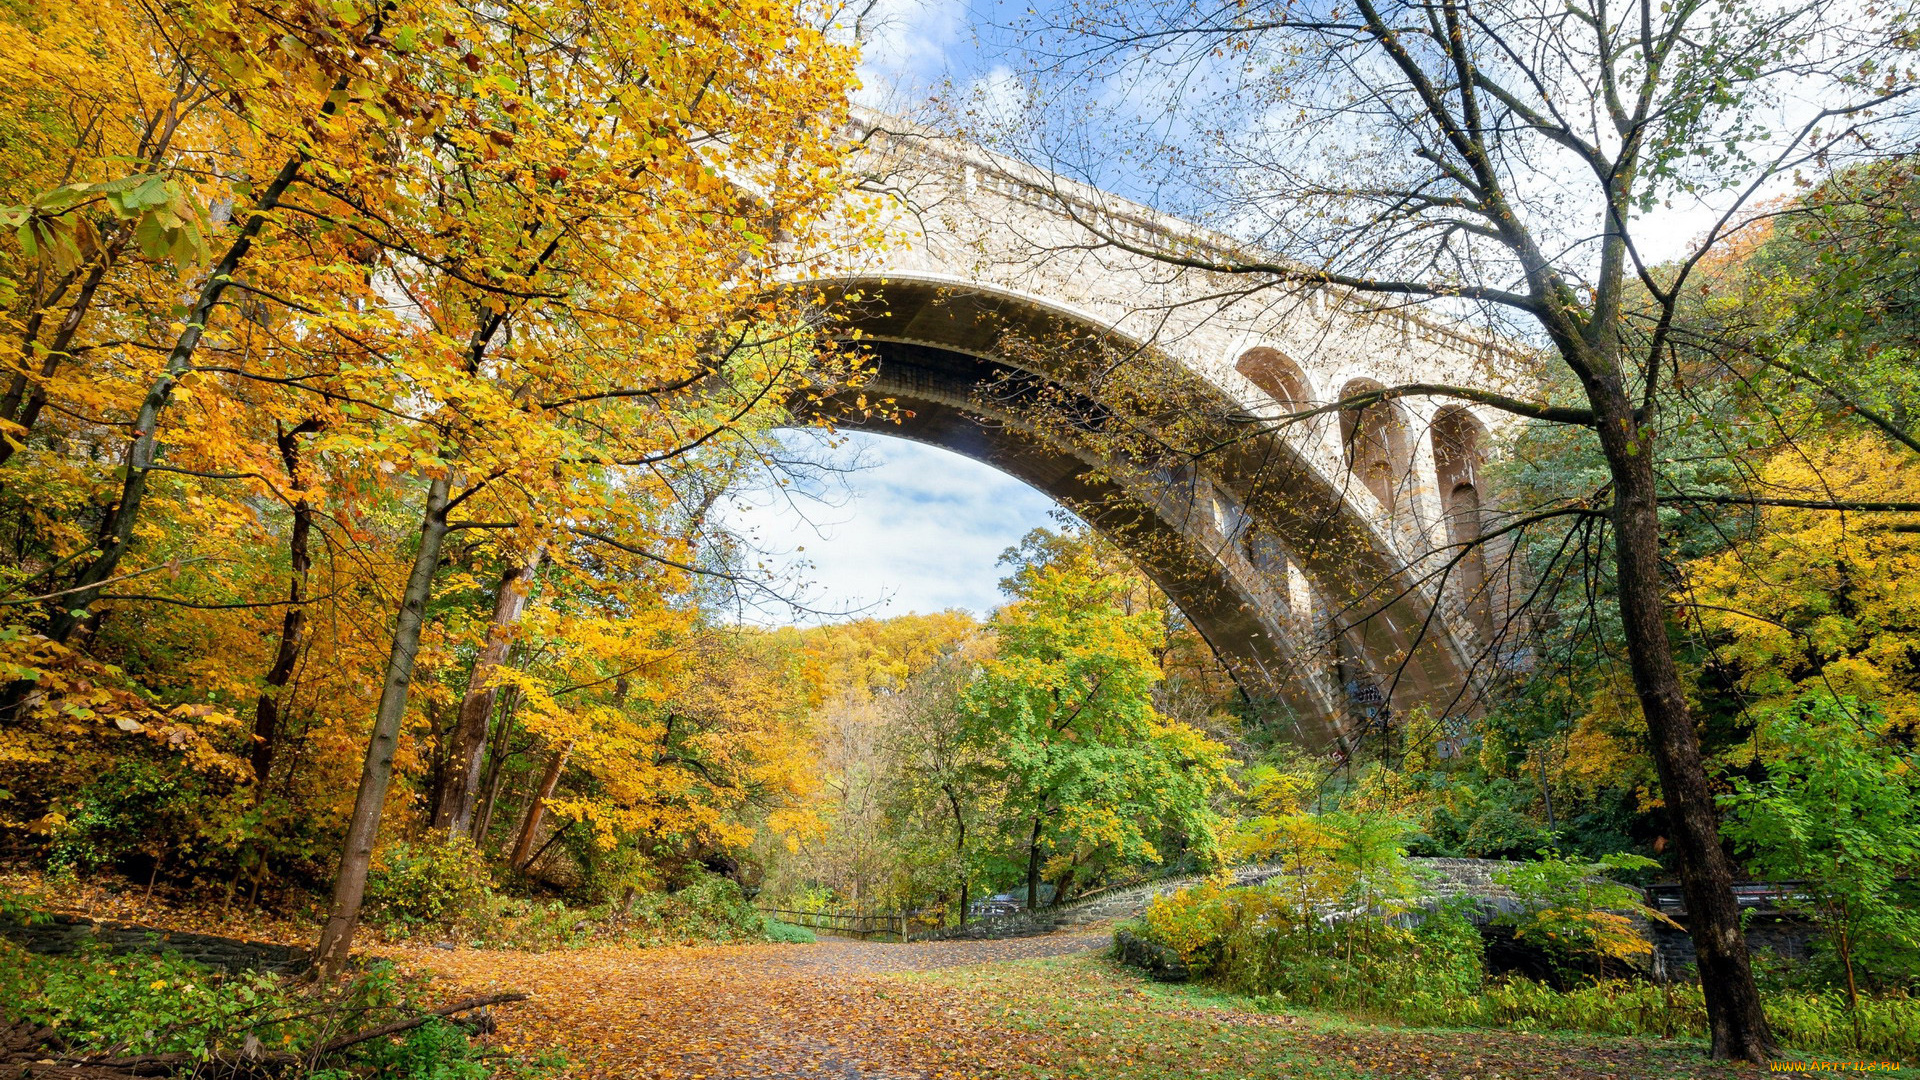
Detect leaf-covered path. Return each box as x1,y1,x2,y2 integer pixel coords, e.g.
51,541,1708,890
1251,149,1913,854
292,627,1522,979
383,933,1111,1079
382,933,1758,1080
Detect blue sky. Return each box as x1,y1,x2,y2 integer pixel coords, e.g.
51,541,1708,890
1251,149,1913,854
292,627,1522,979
711,3,1066,625
722,432,1062,622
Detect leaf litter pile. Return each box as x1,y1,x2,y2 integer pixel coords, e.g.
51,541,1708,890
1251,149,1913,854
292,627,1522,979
383,931,1768,1080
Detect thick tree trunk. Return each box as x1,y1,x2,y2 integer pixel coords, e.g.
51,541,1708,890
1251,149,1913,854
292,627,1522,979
510,742,571,871
314,476,452,977
250,420,322,795
1599,413,1775,1060
430,549,542,838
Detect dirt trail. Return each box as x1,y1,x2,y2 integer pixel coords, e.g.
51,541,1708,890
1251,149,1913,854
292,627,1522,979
381,933,1107,1079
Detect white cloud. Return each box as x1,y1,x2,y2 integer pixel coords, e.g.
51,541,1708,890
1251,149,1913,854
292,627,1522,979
850,0,969,106
720,431,1061,623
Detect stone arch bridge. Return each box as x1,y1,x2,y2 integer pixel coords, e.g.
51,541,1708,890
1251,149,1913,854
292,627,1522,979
793,113,1534,752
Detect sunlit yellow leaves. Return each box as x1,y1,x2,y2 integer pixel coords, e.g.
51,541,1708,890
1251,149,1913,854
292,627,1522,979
1689,435,1920,738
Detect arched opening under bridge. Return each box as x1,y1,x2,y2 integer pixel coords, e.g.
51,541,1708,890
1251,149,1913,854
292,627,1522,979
789,278,1488,750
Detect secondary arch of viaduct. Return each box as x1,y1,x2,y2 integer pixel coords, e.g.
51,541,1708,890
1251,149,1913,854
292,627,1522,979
797,275,1499,750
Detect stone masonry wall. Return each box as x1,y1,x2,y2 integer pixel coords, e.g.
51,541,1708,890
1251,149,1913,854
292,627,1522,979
0,912,313,974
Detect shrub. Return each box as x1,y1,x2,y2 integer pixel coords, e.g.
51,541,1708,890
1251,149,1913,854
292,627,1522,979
2,946,567,1077
0,944,302,1059
45,759,225,879
620,873,765,945
324,1018,486,1080
1225,899,1485,1018
1492,851,1667,979
1141,881,1232,966
364,838,495,938
479,897,596,952
762,918,817,944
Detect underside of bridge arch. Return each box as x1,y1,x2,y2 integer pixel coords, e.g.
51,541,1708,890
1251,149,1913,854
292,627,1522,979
793,278,1483,750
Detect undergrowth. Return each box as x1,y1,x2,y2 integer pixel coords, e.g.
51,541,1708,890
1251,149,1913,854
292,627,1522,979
356,843,802,951
0,944,565,1077
1126,882,1920,1060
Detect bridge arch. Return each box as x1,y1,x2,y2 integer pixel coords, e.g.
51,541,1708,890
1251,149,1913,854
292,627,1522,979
1338,378,1415,518
795,276,1485,749
1433,406,1493,633
1236,347,1312,411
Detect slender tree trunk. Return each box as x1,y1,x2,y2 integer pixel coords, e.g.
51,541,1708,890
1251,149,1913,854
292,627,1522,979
42,98,341,642
431,548,542,837
471,685,520,848
0,260,113,471
314,476,452,976
250,420,322,795
1537,747,1556,831
945,785,967,926
1052,857,1079,907
1599,411,1774,1060
510,742,571,871
1026,816,1044,912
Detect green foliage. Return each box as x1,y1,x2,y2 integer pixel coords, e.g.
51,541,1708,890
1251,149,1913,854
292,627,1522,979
761,918,817,944
477,873,770,950
364,838,495,938
1140,811,1459,1005
46,757,227,877
0,944,300,1059
2,947,567,1076
1450,977,1920,1059
1459,807,1553,860
1492,852,1668,975
632,874,767,944
1721,694,1920,993
329,1019,486,1080
964,527,1234,894
1228,901,1487,1019
1132,877,1920,1059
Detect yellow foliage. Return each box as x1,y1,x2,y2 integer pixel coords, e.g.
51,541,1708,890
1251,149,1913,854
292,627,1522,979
1689,436,1920,741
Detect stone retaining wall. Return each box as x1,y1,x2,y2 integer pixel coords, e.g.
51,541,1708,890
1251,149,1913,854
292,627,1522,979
0,912,313,974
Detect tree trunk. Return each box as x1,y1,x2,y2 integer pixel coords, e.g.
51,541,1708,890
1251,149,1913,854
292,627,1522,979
431,549,542,838
510,742,571,871
1052,857,1079,907
314,476,452,977
1599,413,1775,1060
945,784,968,926
43,121,333,642
0,260,114,472
1026,816,1044,912
250,420,322,796
471,685,520,848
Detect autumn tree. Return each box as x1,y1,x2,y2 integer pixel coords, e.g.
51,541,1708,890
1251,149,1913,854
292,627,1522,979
882,646,998,925
0,0,869,972
995,0,1919,1057
964,527,1232,911
300,0,862,971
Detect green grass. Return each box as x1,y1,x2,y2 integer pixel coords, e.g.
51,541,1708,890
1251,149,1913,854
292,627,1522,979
760,918,817,944
897,951,1914,1080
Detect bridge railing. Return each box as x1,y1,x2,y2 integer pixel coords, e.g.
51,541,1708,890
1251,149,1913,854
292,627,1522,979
1642,881,1817,918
